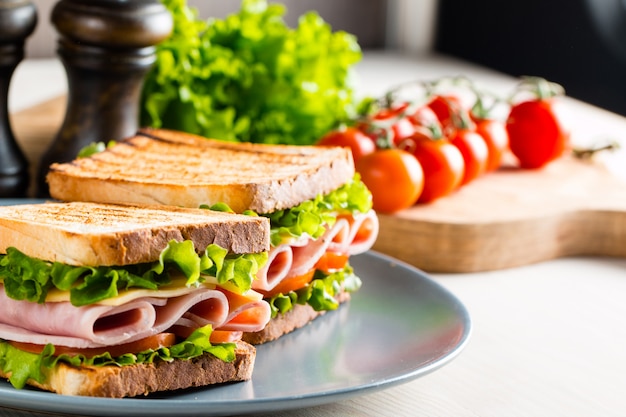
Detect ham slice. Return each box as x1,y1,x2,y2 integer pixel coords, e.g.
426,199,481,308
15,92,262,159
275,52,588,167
215,288,271,333
335,209,380,255
252,210,380,293
0,286,229,348
254,245,293,291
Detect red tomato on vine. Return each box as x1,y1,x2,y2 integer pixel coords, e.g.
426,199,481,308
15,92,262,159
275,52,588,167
449,128,489,185
317,127,376,163
361,104,416,147
427,94,468,133
407,105,443,134
356,149,424,214
474,118,509,172
506,77,570,169
398,133,465,204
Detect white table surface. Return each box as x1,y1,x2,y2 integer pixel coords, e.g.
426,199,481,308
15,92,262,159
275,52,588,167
6,51,626,417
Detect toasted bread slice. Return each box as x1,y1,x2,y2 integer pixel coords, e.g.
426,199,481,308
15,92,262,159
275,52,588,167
46,128,355,214
0,341,255,398
0,201,269,266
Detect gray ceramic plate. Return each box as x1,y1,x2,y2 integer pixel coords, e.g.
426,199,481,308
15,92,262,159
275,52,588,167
0,199,471,416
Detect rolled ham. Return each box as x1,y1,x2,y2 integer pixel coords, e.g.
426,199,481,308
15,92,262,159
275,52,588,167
0,286,229,348
253,210,379,293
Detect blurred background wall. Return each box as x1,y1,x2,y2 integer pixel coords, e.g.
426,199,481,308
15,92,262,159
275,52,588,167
21,0,626,117
24,0,437,58
435,0,626,118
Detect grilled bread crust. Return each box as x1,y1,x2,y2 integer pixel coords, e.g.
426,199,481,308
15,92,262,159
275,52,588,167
47,128,355,214
0,202,269,266
0,342,255,398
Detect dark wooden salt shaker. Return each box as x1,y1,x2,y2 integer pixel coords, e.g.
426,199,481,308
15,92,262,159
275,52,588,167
36,0,173,197
0,0,37,198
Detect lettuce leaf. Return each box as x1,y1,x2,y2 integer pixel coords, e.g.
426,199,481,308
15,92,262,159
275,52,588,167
140,0,361,145
0,325,235,390
267,265,362,317
0,240,268,306
201,176,373,247
265,175,373,246
0,342,49,389
77,140,116,158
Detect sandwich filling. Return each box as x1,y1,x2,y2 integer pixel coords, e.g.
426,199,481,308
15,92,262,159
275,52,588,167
207,175,379,318
0,240,269,389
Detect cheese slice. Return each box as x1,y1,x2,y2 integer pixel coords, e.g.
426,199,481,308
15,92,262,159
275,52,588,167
44,273,263,306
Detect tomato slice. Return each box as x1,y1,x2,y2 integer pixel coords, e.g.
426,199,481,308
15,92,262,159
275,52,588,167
209,330,243,344
9,333,177,358
353,218,375,245
314,251,349,273
258,269,316,298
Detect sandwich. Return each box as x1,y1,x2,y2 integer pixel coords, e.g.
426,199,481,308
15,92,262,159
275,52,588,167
0,201,271,397
46,127,380,344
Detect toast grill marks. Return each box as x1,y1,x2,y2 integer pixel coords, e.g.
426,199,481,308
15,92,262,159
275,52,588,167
0,201,225,231
0,202,270,266
47,128,355,214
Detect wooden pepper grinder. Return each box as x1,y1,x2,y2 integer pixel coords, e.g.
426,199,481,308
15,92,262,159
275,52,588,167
36,0,172,197
0,0,37,198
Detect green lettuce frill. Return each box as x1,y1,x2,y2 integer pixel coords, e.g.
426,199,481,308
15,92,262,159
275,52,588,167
0,325,233,389
0,240,268,306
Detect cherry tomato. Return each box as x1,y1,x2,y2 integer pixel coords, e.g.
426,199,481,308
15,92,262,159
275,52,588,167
474,118,509,172
356,149,424,214
399,133,465,203
362,108,416,147
427,94,468,132
372,102,409,120
449,129,489,185
388,117,416,144
317,127,376,163
506,98,570,169
407,106,443,139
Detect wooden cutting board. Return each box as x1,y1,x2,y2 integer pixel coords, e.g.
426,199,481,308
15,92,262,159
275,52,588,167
11,96,626,273
10,96,67,198
374,155,626,272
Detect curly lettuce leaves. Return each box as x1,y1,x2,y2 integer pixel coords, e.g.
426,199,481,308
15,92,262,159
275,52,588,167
0,240,268,306
0,342,49,389
267,265,362,317
141,0,362,145
265,175,373,246
77,140,116,158
199,175,373,247
0,325,234,390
